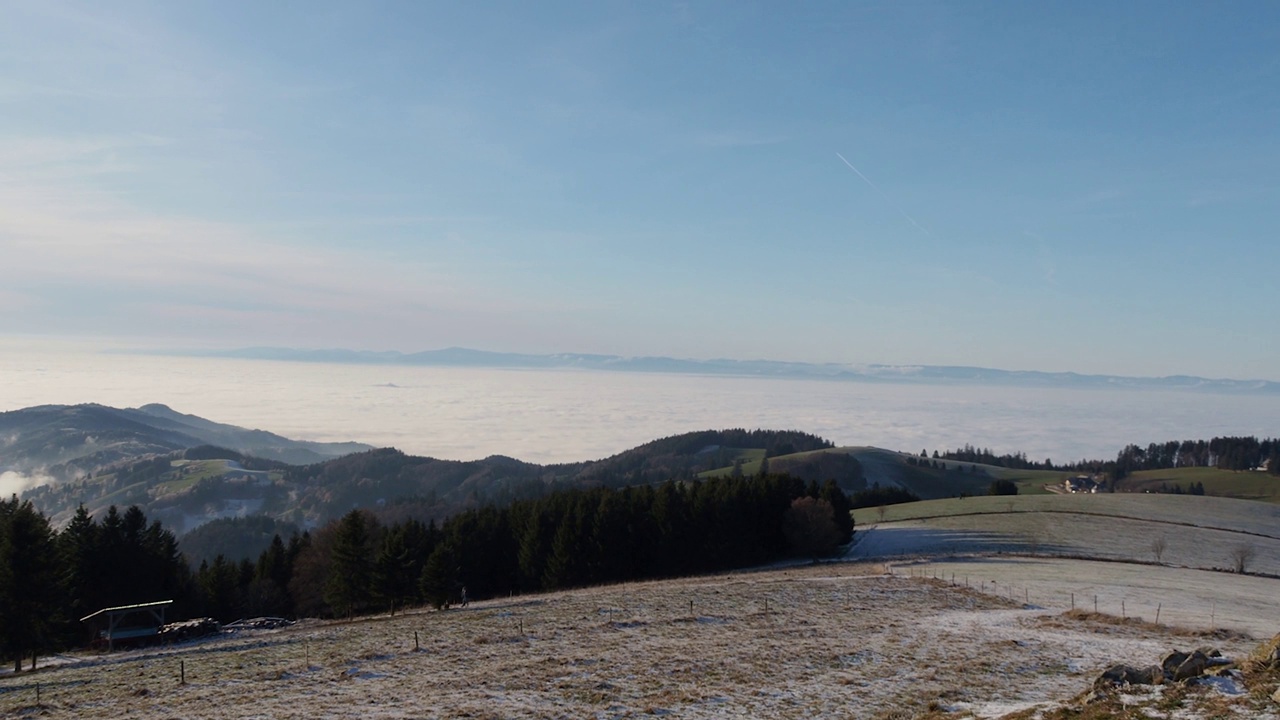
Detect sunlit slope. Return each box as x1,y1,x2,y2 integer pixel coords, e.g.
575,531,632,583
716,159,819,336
851,492,1280,576
702,446,1067,497
1120,466,1280,502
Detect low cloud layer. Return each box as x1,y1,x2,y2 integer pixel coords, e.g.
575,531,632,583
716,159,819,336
3,345,1277,468
0,470,54,498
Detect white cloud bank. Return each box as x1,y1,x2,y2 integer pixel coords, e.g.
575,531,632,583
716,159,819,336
0,470,54,498
2,345,1277,467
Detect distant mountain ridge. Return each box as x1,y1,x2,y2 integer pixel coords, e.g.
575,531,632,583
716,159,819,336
163,346,1280,394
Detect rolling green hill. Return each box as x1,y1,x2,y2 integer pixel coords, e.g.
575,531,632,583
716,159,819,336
1118,466,1280,502
702,446,1070,498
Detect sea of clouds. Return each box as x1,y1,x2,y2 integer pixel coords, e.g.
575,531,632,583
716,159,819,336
1,344,1277,465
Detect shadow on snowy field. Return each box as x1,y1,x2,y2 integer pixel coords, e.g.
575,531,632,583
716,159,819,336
852,525,1073,558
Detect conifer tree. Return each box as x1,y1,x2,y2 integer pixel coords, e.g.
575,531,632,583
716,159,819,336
0,499,58,671
325,510,374,618
420,544,458,610
819,479,855,544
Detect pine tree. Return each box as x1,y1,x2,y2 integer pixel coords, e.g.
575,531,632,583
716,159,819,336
325,510,374,618
819,479,855,544
420,544,458,610
56,505,100,625
0,499,59,671
372,524,420,615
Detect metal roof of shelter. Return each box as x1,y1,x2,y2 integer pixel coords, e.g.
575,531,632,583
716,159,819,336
79,599,174,623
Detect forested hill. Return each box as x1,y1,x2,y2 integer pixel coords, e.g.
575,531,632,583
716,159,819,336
17,427,837,537
560,428,834,485
0,403,372,478
283,429,836,526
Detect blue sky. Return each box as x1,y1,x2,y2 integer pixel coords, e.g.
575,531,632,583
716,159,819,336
2,1,1277,379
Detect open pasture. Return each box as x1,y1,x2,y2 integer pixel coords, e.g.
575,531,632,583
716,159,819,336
6,563,1268,719
853,493,1280,539
1122,466,1280,503
849,492,1280,653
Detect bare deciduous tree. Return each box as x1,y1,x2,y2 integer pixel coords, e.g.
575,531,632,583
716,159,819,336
1229,543,1255,574
1150,535,1168,564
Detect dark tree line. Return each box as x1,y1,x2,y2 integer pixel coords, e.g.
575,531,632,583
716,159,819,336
849,484,921,510
1,474,855,667
1112,437,1279,474
939,445,1050,470
941,436,1280,478
0,499,192,672
290,474,854,618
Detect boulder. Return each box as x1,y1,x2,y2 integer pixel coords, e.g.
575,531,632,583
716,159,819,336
1173,650,1209,682
1272,685,1280,705
1096,664,1162,687
1161,651,1189,676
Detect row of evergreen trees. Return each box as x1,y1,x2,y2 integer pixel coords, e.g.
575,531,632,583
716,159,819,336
941,436,1280,476
1,474,854,669
0,500,191,671
263,475,854,619
1112,437,1280,474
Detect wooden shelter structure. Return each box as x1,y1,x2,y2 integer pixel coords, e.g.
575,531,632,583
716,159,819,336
80,600,174,651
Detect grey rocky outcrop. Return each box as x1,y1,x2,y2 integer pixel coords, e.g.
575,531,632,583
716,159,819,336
1098,647,1231,688
1095,664,1163,687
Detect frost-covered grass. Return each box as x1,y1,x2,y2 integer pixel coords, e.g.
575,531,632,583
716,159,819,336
8,563,1270,719
895,557,1280,639
853,493,1280,537
851,514,1280,578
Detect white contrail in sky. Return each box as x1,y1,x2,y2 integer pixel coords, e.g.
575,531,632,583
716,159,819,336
836,152,932,237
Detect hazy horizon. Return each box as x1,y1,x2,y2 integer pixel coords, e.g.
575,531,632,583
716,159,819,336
3,342,1276,470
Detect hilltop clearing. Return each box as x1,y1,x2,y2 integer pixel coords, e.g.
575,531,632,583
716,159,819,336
2,563,1271,719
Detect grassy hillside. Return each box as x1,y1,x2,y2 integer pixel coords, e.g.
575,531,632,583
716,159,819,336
851,493,1280,577
703,446,1069,498
853,492,1280,533
1120,466,1280,502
